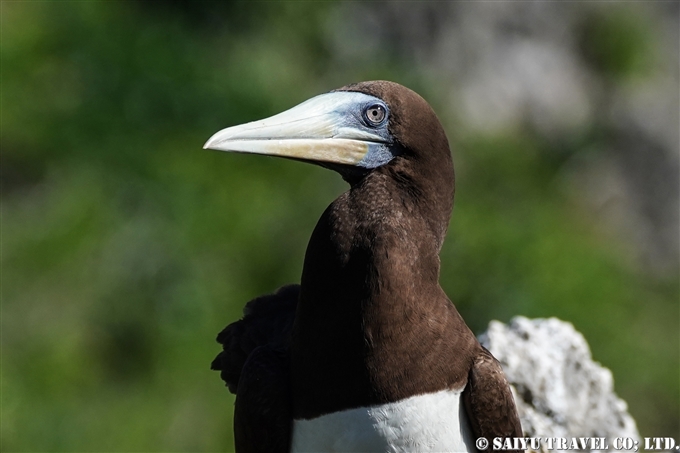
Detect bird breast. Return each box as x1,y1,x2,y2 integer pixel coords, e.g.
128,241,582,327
290,388,476,452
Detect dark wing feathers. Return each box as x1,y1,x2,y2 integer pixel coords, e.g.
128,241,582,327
211,285,298,453
463,347,523,453
211,284,298,393
234,346,292,453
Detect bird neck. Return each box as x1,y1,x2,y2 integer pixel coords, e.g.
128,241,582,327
291,168,469,419
302,167,447,308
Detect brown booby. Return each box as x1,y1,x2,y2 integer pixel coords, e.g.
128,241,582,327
207,81,522,452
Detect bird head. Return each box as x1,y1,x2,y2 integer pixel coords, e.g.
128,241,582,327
204,81,453,190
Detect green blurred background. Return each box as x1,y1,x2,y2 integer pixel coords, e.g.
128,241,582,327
2,2,678,451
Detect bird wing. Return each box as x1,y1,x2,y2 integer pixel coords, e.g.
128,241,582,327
462,347,523,453
211,284,299,453
233,346,292,453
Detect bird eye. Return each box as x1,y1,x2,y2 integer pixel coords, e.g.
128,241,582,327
364,104,386,126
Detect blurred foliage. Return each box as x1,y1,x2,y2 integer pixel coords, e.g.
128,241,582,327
580,7,654,78
2,2,677,452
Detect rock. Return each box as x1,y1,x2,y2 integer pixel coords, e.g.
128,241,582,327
479,316,639,451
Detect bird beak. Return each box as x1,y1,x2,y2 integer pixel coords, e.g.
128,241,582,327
203,92,388,167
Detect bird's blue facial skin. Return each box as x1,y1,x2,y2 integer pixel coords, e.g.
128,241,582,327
360,143,394,169
329,93,396,169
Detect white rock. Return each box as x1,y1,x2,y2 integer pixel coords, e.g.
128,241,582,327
479,317,639,452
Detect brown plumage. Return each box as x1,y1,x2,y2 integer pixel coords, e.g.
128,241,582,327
464,349,523,451
208,81,522,452
212,285,298,453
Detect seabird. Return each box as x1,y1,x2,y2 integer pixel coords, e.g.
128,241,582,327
207,81,522,452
